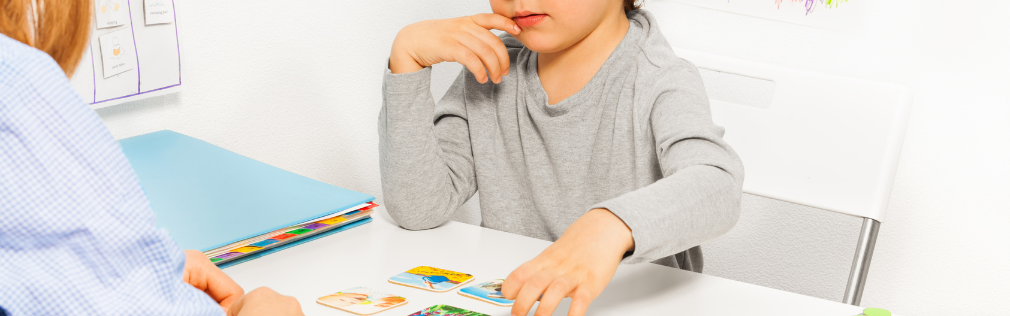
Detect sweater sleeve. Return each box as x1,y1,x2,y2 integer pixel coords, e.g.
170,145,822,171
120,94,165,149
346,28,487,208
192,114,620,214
378,66,478,230
592,64,745,264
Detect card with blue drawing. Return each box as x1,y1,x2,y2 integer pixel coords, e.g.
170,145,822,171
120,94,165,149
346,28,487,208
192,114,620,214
458,279,514,306
316,286,407,315
388,266,474,292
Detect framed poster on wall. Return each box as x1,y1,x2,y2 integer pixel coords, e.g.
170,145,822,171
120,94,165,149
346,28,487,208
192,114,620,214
70,0,181,109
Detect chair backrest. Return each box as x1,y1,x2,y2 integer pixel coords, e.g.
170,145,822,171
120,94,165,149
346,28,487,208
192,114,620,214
675,48,911,222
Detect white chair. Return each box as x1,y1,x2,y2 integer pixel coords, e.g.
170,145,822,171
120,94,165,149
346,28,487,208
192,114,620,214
675,48,912,305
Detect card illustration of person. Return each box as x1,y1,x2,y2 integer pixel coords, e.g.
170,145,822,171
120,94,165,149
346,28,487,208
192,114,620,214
317,287,408,315
458,279,514,306
407,304,489,316
388,266,474,292
110,38,123,59
97,28,135,78
95,0,125,28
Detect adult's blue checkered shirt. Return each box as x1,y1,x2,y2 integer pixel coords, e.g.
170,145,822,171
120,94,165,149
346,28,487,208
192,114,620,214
0,34,222,315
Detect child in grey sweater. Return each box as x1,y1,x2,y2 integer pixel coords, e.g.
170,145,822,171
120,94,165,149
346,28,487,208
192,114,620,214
380,2,744,316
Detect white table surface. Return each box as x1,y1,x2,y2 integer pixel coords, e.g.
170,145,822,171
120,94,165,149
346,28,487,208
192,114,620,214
224,209,867,316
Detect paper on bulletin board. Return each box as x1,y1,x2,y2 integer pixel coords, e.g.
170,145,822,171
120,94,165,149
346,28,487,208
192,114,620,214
70,0,181,109
669,0,864,32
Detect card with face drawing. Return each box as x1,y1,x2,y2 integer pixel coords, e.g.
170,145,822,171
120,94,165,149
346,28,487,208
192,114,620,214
317,287,407,315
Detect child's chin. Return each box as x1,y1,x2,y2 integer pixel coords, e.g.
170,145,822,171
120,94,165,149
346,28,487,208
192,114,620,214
516,33,570,54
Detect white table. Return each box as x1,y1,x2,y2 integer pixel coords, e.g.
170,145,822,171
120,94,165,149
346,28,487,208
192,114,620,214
224,209,866,316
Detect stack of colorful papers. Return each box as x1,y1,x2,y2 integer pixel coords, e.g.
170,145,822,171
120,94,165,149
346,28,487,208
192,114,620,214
205,202,378,264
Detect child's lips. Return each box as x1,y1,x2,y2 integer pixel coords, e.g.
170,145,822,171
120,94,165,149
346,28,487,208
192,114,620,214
513,14,546,28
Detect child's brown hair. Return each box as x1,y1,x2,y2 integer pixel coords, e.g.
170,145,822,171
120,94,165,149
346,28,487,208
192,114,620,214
0,0,92,77
624,0,641,11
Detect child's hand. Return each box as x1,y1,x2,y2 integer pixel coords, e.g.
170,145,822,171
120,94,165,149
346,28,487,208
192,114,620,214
501,209,635,316
389,14,521,84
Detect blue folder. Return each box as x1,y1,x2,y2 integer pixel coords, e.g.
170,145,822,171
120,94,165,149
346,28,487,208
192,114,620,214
119,130,374,252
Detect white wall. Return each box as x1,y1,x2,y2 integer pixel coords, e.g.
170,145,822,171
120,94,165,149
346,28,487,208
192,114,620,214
645,2,1010,315
97,1,1010,315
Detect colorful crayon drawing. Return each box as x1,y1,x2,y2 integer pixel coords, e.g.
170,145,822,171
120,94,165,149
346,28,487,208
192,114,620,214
317,287,407,315
459,279,514,306
407,304,489,316
671,0,863,31
389,266,474,292
775,0,849,15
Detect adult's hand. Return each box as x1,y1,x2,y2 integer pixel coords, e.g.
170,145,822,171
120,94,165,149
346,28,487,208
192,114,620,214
227,287,304,316
501,208,634,316
182,249,245,313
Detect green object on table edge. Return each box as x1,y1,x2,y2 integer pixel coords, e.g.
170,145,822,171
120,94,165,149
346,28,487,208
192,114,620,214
862,308,891,316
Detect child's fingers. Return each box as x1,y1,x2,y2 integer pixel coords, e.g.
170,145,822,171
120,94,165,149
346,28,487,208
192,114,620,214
455,34,504,82
469,13,522,35
450,44,490,83
566,288,594,316
510,270,554,316
502,261,537,299
534,277,577,316
466,25,511,78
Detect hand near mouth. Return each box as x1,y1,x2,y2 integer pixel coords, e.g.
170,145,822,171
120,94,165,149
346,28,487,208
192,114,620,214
390,13,522,84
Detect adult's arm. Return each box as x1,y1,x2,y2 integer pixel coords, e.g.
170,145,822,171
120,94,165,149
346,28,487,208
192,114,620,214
0,35,225,315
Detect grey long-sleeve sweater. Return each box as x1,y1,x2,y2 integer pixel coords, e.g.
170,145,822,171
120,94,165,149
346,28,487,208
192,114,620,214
378,10,743,270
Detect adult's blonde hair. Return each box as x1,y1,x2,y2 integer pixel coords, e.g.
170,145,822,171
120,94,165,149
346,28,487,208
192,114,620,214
1,0,92,77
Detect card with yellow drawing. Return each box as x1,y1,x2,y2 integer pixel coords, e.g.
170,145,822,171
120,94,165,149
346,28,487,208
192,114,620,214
388,266,474,292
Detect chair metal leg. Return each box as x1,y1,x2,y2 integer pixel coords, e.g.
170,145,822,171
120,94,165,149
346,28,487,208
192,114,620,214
843,218,881,305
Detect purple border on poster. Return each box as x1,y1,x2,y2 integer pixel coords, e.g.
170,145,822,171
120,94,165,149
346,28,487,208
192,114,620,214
126,0,141,92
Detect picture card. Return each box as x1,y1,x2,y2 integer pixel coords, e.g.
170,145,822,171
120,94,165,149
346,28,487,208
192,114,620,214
144,0,175,25
98,28,136,78
407,305,489,316
317,287,407,315
458,279,513,306
95,0,128,29
388,266,474,292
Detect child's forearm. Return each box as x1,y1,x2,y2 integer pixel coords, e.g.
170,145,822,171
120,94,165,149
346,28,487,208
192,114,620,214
559,208,635,257
594,164,743,264
378,69,478,230
598,65,746,263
